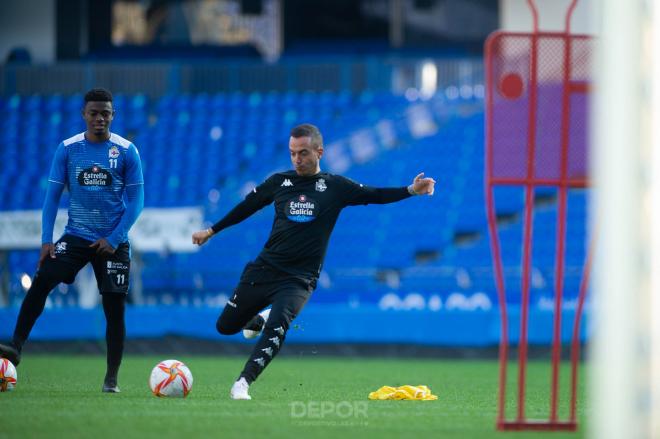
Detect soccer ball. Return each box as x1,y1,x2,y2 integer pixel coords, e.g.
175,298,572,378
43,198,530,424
0,358,17,392
149,359,193,398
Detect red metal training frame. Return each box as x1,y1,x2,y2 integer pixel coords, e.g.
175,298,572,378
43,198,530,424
484,0,592,431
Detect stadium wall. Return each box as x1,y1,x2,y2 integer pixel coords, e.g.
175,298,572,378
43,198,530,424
0,305,589,346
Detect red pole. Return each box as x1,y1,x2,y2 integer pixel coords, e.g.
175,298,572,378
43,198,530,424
550,155,568,420
488,186,510,428
517,0,540,422
564,0,579,34
484,32,510,429
550,27,575,423
518,187,535,422
526,0,539,33
570,240,593,422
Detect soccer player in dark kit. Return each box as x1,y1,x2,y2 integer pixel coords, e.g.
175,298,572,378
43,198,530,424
0,88,144,393
192,123,435,400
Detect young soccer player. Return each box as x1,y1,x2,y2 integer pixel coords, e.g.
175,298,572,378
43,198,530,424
192,123,435,399
0,88,144,393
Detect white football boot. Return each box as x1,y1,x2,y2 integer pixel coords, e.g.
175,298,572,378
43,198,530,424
230,377,252,400
242,308,271,339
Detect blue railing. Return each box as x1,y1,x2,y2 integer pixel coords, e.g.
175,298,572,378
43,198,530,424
0,57,484,96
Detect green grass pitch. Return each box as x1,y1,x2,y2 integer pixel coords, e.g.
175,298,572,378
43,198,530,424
1,355,586,439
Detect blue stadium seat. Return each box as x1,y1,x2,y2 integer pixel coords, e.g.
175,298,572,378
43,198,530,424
0,90,591,308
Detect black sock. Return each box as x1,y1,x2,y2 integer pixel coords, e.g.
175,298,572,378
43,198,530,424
240,325,287,384
12,272,59,351
102,293,126,380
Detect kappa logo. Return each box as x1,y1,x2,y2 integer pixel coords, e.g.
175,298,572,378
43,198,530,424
55,242,67,254
315,178,327,192
261,347,274,357
268,336,281,348
281,179,294,187
274,326,285,336
253,357,266,367
108,146,120,159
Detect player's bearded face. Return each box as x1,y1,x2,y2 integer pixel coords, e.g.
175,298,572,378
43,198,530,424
290,136,323,176
83,101,114,136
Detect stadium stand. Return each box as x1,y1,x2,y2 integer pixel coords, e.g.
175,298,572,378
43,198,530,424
0,88,587,315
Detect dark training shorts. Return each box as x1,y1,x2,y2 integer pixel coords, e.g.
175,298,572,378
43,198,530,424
217,261,316,335
37,233,131,294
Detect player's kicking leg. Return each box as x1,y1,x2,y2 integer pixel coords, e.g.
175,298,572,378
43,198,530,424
223,307,271,400
231,285,311,400
216,275,270,399
217,300,268,400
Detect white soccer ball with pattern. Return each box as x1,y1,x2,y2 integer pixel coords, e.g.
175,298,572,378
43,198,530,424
149,359,193,398
0,358,17,392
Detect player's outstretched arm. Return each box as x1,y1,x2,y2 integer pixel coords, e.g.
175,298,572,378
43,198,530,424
342,172,437,206
409,172,436,196
192,175,277,246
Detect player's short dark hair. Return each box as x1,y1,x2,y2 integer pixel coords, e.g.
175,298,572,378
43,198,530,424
84,88,113,104
290,123,323,149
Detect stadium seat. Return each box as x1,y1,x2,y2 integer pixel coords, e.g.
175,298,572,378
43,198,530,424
0,91,589,308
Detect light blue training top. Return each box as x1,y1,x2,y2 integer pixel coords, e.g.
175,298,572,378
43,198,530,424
42,132,144,248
